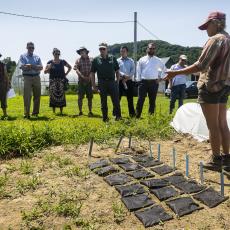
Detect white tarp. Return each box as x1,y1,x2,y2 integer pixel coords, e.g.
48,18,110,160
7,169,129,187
170,102,230,142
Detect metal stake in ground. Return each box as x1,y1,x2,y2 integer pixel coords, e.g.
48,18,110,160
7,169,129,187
185,154,189,177
172,147,176,170
149,141,153,158
220,169,225,196
200,161,204,184
88,137,94,157
129,135,132,148
115,136,123,153
158,144,161,161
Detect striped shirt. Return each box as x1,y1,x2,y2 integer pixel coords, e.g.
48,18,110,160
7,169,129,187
195,31,230,92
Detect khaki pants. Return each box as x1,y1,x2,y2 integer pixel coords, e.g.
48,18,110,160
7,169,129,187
23,76,41,116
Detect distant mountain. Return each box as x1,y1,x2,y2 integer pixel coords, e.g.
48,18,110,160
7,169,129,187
109,40,202,67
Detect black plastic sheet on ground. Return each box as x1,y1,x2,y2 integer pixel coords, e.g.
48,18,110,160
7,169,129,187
141,178,169,189
121,193,154,211
193,187,229,208
119,163,142,172
166,197,203,217
150,186,180,201
128,169,154,179
139,160,163,168
104,173,132,186
88,159,110,170
132,155,154,163
151,165,174,176
163,173,187,185
174,180,206,194
110,157,131,164
115,183,146,197
135,205,173,227
94,165,118,177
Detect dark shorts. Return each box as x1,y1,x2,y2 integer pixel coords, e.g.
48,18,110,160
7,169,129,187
198,85,230,104
78,82,93,99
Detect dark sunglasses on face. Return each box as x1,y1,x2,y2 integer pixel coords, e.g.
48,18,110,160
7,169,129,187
149,48,155,50
54,53,60,55
99,48,106,51
28,47,34,49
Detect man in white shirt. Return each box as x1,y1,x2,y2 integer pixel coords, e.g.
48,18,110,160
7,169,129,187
169,54,188,114
136,43,166,118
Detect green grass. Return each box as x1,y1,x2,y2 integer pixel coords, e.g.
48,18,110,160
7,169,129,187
0,94,216,158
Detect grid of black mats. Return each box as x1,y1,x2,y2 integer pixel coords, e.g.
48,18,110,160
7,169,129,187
89,156,228,228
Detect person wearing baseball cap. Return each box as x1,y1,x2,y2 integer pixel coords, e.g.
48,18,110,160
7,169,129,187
164,11,230,169
90,42,121,122
168,54,188,114
74,46,93,116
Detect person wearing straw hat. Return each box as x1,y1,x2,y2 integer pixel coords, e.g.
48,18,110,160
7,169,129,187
0,53,9,118
168,54,188,114
90,42,121,122
164,11,230,168
74,46,93,116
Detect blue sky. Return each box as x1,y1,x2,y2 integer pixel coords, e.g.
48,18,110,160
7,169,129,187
1,0,229,64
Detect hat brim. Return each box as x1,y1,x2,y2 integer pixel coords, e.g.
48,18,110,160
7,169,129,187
198,20,210,30
76,49,89,55
99,46,107,49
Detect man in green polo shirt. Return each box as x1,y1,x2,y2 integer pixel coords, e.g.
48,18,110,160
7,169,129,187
90,42,121,122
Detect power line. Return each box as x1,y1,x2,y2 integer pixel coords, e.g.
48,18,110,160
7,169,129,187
0,11,133,24
137,21,160,40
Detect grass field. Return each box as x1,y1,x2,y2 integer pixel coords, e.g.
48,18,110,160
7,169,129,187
0,93,182,158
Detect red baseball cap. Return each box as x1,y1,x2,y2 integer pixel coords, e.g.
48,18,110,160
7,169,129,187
198,11,226,30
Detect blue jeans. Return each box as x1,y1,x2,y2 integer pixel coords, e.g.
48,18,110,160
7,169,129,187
170,84,186,113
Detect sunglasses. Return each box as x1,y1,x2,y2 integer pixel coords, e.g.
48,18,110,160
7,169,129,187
54,53,60,55
99,48,106,51
28,47,35,49
148,48,156,50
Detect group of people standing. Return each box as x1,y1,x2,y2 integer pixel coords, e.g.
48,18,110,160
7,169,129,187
0,11,230,168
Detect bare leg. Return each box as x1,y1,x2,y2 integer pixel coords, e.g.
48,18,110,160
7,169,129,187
201,103,221,156
219,103,230,155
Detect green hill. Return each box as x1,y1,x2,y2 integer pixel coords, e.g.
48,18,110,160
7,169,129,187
109,40,202,67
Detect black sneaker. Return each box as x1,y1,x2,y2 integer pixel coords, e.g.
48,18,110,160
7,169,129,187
223,154,230,166
103,117,109,122
88,112,93,117
24,115,30,119
79,111,83,116
203,155,222,171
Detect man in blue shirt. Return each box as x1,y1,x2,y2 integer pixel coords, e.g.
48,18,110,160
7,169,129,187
19,42,43,118
117,46,135,117
169,54,188,114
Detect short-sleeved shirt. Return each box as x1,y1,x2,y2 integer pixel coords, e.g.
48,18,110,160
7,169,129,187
117,57,135,80
74,56,92,83
170,63,187,86
195,31,230,92
19,53,43,76
47,59,67,79
90,54,119,80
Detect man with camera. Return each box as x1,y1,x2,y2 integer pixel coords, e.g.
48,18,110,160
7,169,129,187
117,46,135,117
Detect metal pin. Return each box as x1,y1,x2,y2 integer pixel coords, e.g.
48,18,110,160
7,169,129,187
88,137,94,157
158,144,161,161
220,169,224,196
128,135,132,148
185,154,189,177
115,136,123,153
172,147,176,170
200,161,204,184
149,141,153,158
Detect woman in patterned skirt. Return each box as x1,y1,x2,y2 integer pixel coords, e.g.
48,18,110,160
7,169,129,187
44,48,71,115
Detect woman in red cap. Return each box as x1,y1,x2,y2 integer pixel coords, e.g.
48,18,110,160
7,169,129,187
165,11,230,168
